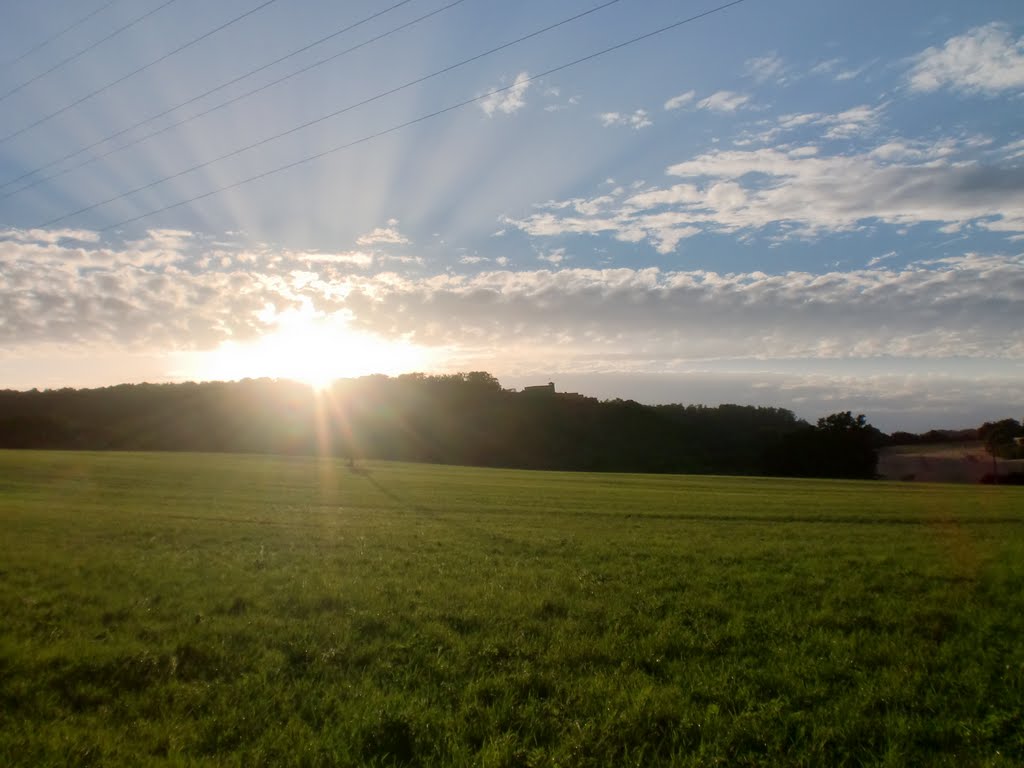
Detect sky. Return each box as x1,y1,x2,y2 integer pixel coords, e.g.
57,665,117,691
0,0,1022,432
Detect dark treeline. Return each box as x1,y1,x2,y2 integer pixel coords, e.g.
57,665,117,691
0,373,884,478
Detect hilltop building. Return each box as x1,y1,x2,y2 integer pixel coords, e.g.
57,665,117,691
518,382,589,400
522,382,556,395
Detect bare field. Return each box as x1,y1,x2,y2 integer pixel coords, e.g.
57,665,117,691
878,442,1023,483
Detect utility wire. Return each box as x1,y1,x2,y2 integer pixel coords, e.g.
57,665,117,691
93,0,751,233
0,0,283,145
1,0,419,193
1,0,446,196
0,0,182,105
1,0,122,70
39,0,627,227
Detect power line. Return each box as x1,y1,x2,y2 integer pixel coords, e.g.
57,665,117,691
96,0,750,234
39,0,627,227
1,0,447,196
0,0,283,146
0,0,419,192
0,0,182,105
1,0,122,70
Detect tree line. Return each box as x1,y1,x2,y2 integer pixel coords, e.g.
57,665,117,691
0,373,888,478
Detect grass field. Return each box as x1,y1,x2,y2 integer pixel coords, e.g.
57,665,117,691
1,451,1022,766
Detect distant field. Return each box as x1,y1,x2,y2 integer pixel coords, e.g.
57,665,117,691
1,452,1022,766
878,441,1024,484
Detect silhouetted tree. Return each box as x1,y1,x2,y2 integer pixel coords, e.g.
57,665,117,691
979,418,1024,460
0,378,887,479
767,411,879,479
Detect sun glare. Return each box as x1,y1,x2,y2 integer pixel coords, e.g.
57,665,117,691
189,307,435,388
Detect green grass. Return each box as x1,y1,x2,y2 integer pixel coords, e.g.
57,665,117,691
1,451,1022,767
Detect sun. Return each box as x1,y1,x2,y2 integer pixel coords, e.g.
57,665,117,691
190,305,435,388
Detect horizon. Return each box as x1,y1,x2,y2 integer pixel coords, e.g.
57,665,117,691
1,0,1022,434
0,370,1009,435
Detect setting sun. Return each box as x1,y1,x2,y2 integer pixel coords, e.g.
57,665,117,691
189,306,436,388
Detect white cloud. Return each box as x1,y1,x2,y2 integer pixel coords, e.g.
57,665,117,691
1001,137,1024,160
817,103,886,139
479,71,531,116
810,58,842,76
538,248,566,264
908,23,1024,94
696,91,750,112
599,109,652,129
1,228,101,245
867,250,897,267
356,222,410,246
664,90,696,110
835,66,866,82
298,251,374,267
745,103,886,145
504,137,1024,250
744,52,786,84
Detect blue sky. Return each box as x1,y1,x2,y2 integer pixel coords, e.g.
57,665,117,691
1,0,1022,430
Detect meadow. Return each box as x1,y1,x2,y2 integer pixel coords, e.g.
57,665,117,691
0,451,1022,767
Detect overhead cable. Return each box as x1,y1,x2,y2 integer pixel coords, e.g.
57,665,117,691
96,0,751,233
0,0,183,105
1,0,454,196
1,0,122,70
39,0,628,227
0,0,283,145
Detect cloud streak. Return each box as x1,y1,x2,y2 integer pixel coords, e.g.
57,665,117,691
598,109,652,129
696,90,750,112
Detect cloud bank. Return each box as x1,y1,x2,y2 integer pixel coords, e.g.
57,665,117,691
2,227,1021,366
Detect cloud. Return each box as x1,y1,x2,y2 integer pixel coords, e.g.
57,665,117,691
504,136,1024,249
2,227,1022,417
908,23,1024,94
1003,138,1024,160
599,110,652,129
696,91,750,112
744,52,786,84
479,71,531,116
1,228,101,245
743,103,886,145
356,221,410,246
664,90,696,110
810,58,842,76
0,228,388,350
298,251,374,267
835,65,867,82
867,250,897,267
816,103,886,139
330,256,1024,365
